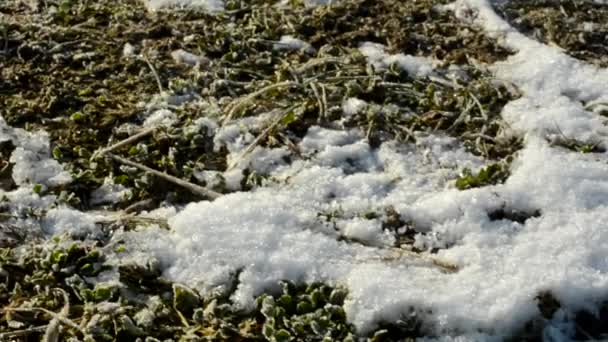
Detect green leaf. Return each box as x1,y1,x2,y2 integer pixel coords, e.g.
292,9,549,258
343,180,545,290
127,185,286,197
114,174,129,185
274,329,291,342
52,147,62,159
70,111,84,122
296,301,313,314
173,284,200,315
51,251,66,265
93,286,112,301
262,323,275,339
281,111,296,126
310,289,325,308
32,183,43,194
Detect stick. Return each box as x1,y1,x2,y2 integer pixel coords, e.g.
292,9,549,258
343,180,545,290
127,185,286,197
92,127,155,161
226,106,297,171
222,81,298,124
309,82,324,123
43,289,70,342
141,54,164,95
0,325,48,339
107,153,221,200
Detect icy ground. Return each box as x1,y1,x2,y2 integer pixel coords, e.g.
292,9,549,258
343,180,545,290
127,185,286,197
4,0,608,340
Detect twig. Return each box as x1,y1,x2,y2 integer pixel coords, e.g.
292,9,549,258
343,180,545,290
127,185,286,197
2,24,8,55
428,75,463,89
446,99,475,133
43,289,70,342
0,325,48,339
295,56,344,74
461,132,498,143
222,81,298,124
107,154,221,200
2,293,91,340
91,127,155,161
321,83,328,122
309,82,324,123
141,54,164,95
92,209,170,230
226,106,298,171
468,92,488,121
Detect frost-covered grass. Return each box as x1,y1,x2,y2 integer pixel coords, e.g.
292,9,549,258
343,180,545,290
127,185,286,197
1,0,608,340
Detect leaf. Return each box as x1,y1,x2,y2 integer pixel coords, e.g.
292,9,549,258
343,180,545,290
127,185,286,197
52,147,63,160
274,329,291,342
32,183,43,194
281,111,297,126
173,284,201,315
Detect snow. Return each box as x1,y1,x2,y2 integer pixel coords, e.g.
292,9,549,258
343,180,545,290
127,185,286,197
143,109,177,127
170,49,208,66
10,147,71,187
0,117,71,187
122,43,136,58
273,36,315,54
341,217,393,247
142,0,223,11
42,207,98,238
123,1,608,338
91,178,132,206
8,0,608,340
359,42,437,78
342,98,368,117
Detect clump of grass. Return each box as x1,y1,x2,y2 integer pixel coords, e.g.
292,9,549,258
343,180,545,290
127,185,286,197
548,135,606,154
455,163,509,190
255,281,355,341
497,0,608,67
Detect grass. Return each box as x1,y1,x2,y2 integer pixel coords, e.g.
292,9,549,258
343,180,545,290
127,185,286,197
497,0,608,67
0,0,522,212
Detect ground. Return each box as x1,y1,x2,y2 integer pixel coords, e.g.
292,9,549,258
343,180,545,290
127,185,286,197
1,0,608,341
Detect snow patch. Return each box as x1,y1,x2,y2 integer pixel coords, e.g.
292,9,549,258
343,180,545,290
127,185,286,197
359,42,436,77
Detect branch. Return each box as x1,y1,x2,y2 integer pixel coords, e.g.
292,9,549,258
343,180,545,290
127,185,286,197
108,153,221,200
